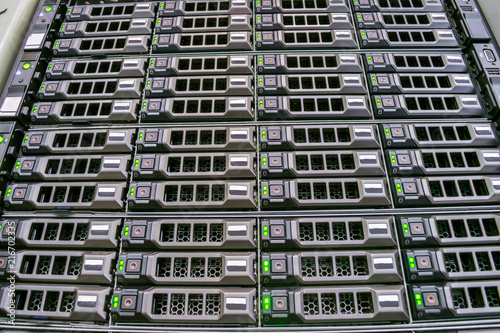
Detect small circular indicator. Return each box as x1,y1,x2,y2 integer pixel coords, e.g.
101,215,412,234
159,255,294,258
129,261,138,270
22,63,31,70
45,6,52,12
124,298,133,307
274,262,283,270
0,135,4,144
275,300,285,308
134,228,143,236
426,295,436,304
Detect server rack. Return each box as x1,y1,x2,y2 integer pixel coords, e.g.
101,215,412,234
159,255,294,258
0,0,500,332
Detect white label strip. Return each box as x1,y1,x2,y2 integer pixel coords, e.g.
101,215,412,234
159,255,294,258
365,183,383,188
475,126,491,132
231,130,248,135
227,297,247,305
230,157,248,162
374,258,394,265
360,155,377,160
91,225,110,231
78,295,97,302
230,185,248,192
124,59,140,65
103,159,121,164
99,187,116,193
85,260,103,266
227,260,247,267
369,223,387,230
115,102,131,108
228,225,247,232
379,295,399,302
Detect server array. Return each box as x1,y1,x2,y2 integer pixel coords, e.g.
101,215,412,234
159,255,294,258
0,0,499,331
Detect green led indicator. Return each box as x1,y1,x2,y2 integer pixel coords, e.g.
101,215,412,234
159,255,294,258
263,185,268,196
385,128,390,136
259,77,263,84
113,296,119,308
262,157,267,166
391,154,396,163
160,3,164,9
409,257,415,268
362,31,366,38
403,223,409,234
24,135,29,143
6,188,12,197
55,41,59,47
259,57,263,64
147,80,151,87
263,260,269,272
358,14,362,20
259,99,263,107
61,24,66,31
367,56,372,63
124,226,130,236
15,161,20,169
157,19,161,25
257,33,261,39
150,59,154,66
257,0,260,5
45,6,52,12
0,136,4,144
415,294,422,306
263,297,269,310
142,102,147,109
396,183,402,193
377,98,381,106
262,130,266,139
257,16,261,22
48,64,52,70
263,225,268,236
129,187,134,198
41,84,45,91
372,76,377,84
67,8,71,13
134,159,139,168
22,63,31,70
139,132,144,140
154,36,158,42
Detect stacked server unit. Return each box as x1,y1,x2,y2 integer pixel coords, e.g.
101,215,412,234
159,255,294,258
0,0,499,331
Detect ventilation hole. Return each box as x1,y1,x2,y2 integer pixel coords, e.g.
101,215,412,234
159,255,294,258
156,258,171,278
160,224,175,242
301,257,316,277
